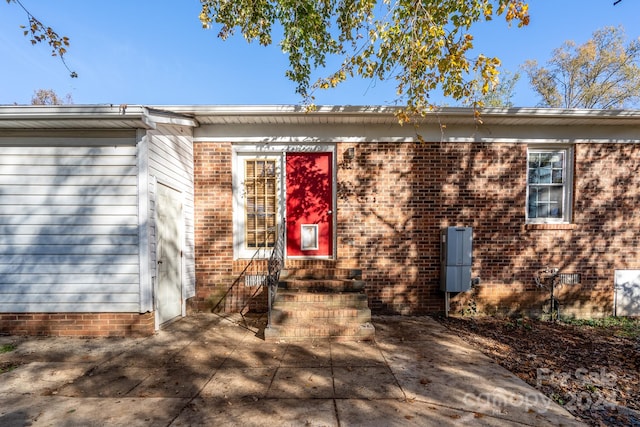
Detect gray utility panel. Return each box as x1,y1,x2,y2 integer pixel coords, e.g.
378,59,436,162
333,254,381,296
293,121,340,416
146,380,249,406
440,227,472,292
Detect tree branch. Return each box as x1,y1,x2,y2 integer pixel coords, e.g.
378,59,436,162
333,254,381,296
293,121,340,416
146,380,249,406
8,0,77,77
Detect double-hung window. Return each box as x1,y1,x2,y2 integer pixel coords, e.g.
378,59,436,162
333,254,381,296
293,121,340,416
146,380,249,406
526,147,573,223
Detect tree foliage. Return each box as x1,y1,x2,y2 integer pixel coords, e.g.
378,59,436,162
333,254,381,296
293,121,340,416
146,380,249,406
524,26,640,109
31,89,73,105
6,0,77,77
199,0,529,118
465,70,520,108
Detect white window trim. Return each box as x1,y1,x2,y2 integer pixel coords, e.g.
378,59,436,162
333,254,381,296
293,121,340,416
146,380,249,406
232,151,284,259
526,146,574,224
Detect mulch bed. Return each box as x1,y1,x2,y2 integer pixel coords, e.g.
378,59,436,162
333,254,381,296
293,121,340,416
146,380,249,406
437,316,640,426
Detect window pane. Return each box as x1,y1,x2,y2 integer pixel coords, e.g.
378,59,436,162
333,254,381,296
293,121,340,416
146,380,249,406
551,153,564,168
528,153,540,167
528,167,539,184
549,187,563,218
552,169,564,184
538,167,552,184
528,153,539,184
265,162,276,177
537,186,550,202
539,187,550,217
540,153,552,168
528,191,538,218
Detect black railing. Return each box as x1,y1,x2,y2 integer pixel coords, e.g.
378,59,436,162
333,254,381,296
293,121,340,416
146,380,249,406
209,222,285,326
267,220,286,328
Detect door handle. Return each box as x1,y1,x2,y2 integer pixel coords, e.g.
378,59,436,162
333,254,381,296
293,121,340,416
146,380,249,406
327,210,333,215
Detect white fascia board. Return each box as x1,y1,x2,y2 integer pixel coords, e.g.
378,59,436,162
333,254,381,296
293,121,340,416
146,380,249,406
0,104,147,119
0,104,152,129
192,118,640,144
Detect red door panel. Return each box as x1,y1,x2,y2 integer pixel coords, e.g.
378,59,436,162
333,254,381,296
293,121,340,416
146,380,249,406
286,152,333,257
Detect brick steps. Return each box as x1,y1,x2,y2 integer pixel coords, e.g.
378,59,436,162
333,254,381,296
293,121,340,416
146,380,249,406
279,278,366,293
271,306,371,323
275,291,369,307
264,322,375,341
280,268,362,280
265,268,374,342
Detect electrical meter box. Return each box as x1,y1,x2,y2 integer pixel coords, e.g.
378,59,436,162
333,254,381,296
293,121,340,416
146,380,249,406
440,227,472,292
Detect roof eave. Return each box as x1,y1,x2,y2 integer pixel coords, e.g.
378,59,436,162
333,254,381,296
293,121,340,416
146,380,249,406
0,104,151,130
156,105,640,126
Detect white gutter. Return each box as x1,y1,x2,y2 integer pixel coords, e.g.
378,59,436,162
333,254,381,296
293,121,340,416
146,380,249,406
0,104,147,119
0,105,197,130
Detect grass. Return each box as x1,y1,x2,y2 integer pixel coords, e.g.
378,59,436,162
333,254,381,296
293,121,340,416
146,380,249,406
562,316,640,339
0,343,18,374
0,364,17,374
0,343,16,354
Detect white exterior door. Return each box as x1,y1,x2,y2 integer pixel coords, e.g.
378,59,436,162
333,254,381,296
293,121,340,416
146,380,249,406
156,183,183,324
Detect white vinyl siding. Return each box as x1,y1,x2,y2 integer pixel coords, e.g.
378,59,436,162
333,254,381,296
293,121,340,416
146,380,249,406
0,144,140,312
147,125,195,300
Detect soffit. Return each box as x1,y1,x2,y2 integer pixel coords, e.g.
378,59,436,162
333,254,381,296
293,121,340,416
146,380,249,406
160,105,640,127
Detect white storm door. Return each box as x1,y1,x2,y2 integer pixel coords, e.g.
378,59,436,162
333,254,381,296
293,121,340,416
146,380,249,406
156,183,183,324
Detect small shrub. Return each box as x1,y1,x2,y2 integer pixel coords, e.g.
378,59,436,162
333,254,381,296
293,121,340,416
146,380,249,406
460,298,478,317
562,316,640,339
505,317,533,331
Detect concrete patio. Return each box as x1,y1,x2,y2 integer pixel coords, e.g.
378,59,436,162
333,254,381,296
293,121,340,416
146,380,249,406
0,313,585,426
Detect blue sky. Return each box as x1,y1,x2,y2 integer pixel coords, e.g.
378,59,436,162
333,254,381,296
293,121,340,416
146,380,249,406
1,0,639,107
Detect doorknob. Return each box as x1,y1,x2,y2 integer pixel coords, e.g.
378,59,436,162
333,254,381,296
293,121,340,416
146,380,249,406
327,210,333,214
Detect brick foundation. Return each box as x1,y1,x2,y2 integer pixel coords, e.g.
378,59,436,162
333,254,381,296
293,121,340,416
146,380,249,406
449,283,614,319
0,312,155,337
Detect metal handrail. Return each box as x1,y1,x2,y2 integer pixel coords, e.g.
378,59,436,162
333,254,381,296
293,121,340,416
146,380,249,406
267,220,285,328
208,221,285,323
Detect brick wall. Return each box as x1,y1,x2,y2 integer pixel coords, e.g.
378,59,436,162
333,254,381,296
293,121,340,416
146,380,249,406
438,142,640,318
193,143,246,312
0,313,155,337
193,141,640,319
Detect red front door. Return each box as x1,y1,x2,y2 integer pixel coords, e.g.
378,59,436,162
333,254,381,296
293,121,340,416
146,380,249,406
286,152,333,257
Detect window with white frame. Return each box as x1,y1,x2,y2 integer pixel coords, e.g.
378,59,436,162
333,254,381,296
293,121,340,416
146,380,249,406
527,147,573,223
233,152,283,259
